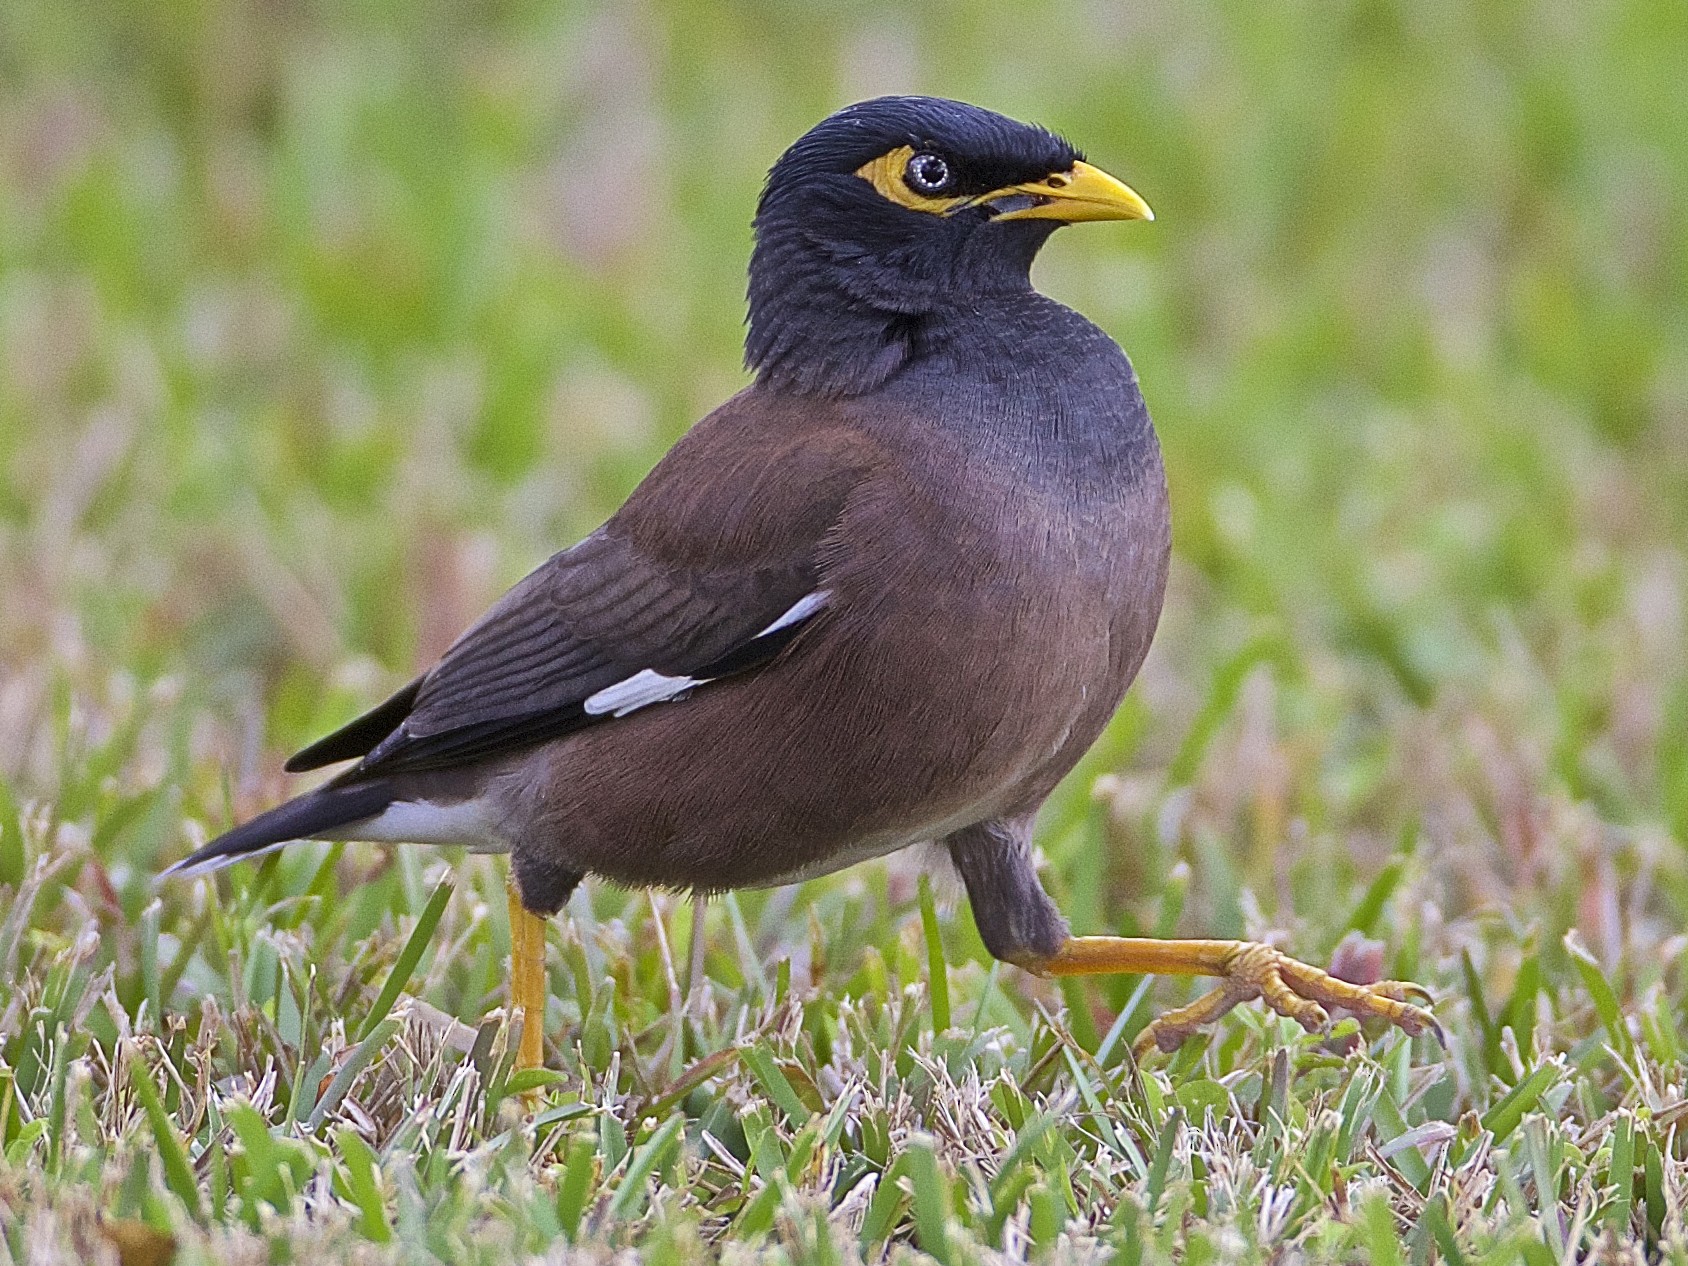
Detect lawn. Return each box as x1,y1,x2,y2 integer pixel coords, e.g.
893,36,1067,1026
3,1,1688,1262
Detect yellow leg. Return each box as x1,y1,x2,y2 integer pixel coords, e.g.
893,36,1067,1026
1032,937,1440,1057
506,872,549,1071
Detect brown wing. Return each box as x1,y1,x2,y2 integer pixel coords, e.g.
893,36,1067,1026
288,391,883,777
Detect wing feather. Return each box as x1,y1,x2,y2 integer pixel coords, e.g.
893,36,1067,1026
283,394,882,778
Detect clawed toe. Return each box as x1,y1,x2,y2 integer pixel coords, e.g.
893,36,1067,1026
1133,943,1436,1059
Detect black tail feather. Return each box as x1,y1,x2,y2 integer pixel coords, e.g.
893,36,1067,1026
284,677,423,772
165,780,396,878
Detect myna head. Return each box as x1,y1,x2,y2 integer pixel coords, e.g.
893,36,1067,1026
747,96,1152,395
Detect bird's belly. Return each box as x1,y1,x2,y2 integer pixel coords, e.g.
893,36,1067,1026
732,777,1038,888
522,477,1168,894
525,598,1126,893
738,831,910,888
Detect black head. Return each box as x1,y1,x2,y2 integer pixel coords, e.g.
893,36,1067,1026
746,97,1151,396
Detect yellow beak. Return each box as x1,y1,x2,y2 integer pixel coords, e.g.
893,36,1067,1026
978,160,1154,224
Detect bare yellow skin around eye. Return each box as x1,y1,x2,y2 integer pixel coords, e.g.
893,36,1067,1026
854,147,1154,226
853,145,969,215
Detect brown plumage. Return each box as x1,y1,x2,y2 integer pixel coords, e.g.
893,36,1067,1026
511,344,1169,913
171,97,1438,1064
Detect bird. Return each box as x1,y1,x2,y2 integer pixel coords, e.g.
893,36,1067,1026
167,96,1437,1067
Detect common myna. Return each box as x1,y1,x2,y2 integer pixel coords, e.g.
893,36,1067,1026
170,97,1436,1065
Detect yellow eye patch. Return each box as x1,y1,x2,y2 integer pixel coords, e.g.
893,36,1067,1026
853,147,1153,226
853,145,968,215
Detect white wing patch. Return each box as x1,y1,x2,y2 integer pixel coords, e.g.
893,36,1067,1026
584,668,702,718
756,589,830,637
582,590,832,720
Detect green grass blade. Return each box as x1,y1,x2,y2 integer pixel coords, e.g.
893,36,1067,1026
125,1044,202,1220
358,880,452,1042
604,1114,685,1222
334,1128,392,1243
917,874,950,1035
308,1017,403,1132
1607,1113,1635,1232
904,1138,952,1265
860,1153,910,1251
740,1044,812,1128
556,1131,599,1241
1342,853,1406,938
1564,932,1635,1063
1480,1059,1564,1145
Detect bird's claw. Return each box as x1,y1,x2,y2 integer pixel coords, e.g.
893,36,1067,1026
1133,941,1439,1057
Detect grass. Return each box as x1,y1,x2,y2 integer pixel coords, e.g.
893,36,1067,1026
3,0,1688,1261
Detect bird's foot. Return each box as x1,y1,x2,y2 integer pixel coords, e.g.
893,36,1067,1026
1032,936,1439,1057
1130,942,1439,1057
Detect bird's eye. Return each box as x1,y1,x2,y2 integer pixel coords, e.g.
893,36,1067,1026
904,152,952,195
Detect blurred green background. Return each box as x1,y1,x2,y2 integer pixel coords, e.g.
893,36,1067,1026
2,0,1683,875
4,0,1688,1257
